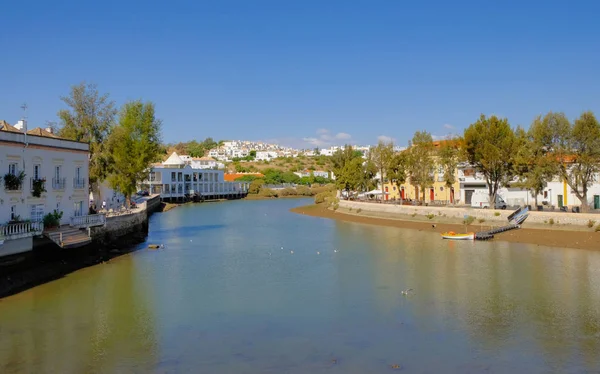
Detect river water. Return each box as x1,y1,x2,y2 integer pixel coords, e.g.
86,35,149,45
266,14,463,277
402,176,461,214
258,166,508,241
1,198,599,373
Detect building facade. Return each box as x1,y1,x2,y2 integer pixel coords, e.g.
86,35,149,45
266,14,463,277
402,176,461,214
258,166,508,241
142,152,249,201
0,123,90,256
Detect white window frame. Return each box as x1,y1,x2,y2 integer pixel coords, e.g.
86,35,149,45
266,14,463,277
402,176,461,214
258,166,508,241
33,164,41,180
8,163,18,175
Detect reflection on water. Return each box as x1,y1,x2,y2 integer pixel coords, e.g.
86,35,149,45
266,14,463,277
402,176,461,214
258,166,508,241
1,199,599,373
0,256,158,373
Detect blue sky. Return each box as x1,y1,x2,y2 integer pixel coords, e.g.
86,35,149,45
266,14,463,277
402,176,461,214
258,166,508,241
2,0,599,148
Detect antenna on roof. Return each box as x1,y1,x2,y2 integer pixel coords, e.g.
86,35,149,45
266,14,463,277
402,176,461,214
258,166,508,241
21,103,28,145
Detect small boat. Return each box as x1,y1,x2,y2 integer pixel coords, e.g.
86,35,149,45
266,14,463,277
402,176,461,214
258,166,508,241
441,231,475,240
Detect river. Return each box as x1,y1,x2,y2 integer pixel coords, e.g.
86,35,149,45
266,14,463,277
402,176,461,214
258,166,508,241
1,198,599,373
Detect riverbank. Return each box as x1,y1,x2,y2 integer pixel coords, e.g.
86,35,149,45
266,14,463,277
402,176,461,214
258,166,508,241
290,204,600,251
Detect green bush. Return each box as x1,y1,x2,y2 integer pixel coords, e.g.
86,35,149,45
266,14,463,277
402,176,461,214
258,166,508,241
426,214,435,220
278,187,297,197
588,220,596,228
478,218,486,223
314,189,336,204
494,212,501,216
548,218,555,225
43,210,63,229
258,188,278,198
333,203,339,211
356,208,362,214
295,185,312,196
595,224,600,232
463,215,475,225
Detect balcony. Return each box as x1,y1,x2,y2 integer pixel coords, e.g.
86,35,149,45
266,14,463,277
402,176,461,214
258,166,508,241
70,214,106,229
52,177,66,190
3,173,24,192
73,178,86,189
0,221,44,241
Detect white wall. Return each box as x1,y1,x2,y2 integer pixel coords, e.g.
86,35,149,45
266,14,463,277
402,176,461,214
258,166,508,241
0,132,90,225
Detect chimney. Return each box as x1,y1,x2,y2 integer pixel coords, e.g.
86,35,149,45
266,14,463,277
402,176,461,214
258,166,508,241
14,119,25,131
45,126,54,134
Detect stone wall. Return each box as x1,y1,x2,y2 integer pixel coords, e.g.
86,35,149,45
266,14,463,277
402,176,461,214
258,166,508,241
0,237,33,258
339,200,598,227
90,209,148,247
145,195,161,214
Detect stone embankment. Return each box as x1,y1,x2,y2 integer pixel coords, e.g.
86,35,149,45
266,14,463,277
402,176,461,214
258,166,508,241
0,195,162,298
339,200,598,228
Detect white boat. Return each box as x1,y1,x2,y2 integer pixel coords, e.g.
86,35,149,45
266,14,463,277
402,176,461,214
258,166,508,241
441,232,475,240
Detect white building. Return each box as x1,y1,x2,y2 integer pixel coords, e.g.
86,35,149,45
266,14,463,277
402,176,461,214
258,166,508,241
293,170,330,179
458,163,600,209
255,151,278,161
142,152,249,202
0,121,93,256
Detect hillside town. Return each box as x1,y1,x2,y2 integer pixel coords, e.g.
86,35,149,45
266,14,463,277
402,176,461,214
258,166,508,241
206,140,375,162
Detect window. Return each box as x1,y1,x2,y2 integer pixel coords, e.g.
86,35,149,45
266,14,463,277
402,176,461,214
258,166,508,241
10,205,17,220
76,166,81,181
30,204,44,222
55,165,61,180
33,164,41,180
544,191,548,199
74,201,83,217
8,163,17,175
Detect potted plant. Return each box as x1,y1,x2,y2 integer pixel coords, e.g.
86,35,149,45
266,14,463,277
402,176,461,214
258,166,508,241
4,171,25,191
42,210,63,229
32,178,47,198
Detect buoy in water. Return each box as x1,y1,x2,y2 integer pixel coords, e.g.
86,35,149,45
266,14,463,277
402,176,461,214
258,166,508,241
148,244,163,249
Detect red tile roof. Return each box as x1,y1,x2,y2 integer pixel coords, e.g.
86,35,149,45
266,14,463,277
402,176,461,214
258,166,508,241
224,173,264,181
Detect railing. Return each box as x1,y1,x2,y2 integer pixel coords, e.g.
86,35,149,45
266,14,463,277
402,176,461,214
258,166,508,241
1,221,44,238
53,177,66,190
70,214,106,228
30,177,47,191
73,178,86,189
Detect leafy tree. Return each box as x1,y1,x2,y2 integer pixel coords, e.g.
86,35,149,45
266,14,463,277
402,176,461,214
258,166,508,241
513,118,558,207
281,171,300,184
106,100,162,206
57,82,117,200
438,138,460,203
546,111,600,211
202,137,218,150
336,157,366,193
388,152,408,196
370,141,395,199
407,131,435,201
463,114,516,207
186,140,205,157
249,150,257,158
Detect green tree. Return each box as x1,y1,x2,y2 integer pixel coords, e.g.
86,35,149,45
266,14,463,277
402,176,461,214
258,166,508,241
463,114,516,207
186,140,205,157
249,150,257,158
336,157,365,193
202,137,218,150
513,118,558,207
106,100,162,206
546,111,600,211
388,152,408,196
57,82,117,200
407,131,435,201
370,141,395,200
438,139,460,204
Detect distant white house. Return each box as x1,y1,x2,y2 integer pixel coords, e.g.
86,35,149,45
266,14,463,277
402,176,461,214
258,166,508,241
293,170,330,179
255,151,278,161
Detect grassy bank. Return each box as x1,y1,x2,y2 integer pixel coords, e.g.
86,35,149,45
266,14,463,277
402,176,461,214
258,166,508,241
290,204,600,251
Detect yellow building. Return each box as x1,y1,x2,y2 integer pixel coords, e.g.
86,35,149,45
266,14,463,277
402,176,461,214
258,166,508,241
379,141,461,204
